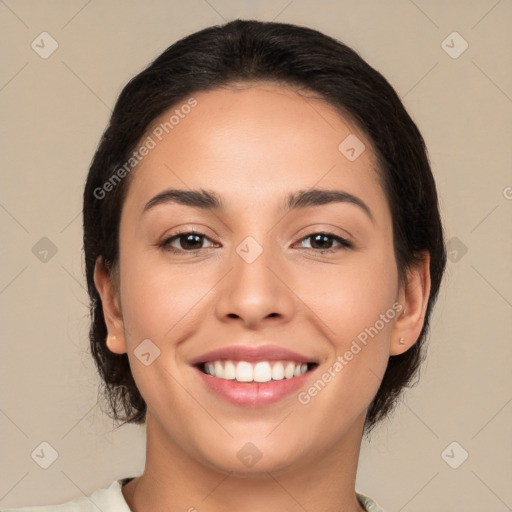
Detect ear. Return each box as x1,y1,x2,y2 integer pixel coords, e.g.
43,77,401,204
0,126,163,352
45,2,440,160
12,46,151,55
390,252,431,356
93,256,127,354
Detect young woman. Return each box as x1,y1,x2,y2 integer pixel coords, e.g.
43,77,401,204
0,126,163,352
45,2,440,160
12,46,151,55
5,19,446,512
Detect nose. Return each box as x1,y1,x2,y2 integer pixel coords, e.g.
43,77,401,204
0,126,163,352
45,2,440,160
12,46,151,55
214,237,295,329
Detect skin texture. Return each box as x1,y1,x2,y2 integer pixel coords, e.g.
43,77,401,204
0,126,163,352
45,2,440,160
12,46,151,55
94,83,431,512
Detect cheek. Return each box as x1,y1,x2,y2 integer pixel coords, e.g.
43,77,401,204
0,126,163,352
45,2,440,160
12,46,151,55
295,246,399,407
117,227,203,330
297,244,399,346
116,249,205,411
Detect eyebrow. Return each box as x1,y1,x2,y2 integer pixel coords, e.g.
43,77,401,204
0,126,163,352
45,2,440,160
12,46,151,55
142,188,373,222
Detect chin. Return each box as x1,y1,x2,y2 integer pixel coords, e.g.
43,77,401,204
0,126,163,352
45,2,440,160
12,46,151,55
195,438,310,478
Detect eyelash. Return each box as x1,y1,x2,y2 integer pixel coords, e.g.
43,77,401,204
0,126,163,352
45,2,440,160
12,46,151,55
159,229,353,255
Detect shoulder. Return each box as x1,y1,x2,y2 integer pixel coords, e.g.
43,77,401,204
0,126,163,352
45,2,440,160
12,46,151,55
1,479,133,512
356,491,386,512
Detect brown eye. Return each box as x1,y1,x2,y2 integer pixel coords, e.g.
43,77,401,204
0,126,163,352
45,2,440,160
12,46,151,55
160,230,217,254
296,232,352,253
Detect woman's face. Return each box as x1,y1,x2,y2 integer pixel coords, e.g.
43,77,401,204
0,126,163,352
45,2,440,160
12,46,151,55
98,83,418,475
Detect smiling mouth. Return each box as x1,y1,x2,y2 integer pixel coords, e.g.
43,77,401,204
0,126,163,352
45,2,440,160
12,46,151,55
197,360,319,383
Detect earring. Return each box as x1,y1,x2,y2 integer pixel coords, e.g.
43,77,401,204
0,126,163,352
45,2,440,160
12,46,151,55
399,337,405,345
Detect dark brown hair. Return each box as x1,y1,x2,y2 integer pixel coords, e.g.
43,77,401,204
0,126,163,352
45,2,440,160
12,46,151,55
83,19,446,435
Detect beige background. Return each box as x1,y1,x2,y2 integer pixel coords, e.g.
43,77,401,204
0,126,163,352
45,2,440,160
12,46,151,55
1,1,511,511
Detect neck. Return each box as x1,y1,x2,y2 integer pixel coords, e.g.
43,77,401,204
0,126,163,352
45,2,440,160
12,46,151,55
122,412,367,512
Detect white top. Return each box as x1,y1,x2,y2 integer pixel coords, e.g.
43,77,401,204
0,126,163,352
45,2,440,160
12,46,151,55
2,478,385,512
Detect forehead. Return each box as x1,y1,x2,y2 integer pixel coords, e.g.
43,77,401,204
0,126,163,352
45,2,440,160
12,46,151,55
123,83,388,220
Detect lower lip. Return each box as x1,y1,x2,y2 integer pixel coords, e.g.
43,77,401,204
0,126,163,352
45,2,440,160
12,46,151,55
194,366,316,407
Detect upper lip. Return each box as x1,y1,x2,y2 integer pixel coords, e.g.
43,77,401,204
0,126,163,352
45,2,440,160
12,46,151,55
190,345,318,366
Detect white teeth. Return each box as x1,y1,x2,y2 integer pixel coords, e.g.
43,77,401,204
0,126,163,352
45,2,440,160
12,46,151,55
223,360,236,380
253,362,272,383
235,361,253,382
214,361,224,379
284,362,295,379
271,362,285,380
202,360,309,382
